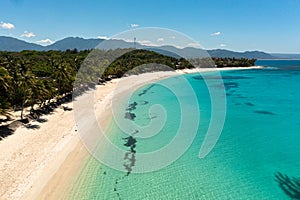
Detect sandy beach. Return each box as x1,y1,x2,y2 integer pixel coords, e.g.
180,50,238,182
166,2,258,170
0,66,263,200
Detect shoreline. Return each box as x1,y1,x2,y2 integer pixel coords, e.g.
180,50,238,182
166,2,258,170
0,66,263,199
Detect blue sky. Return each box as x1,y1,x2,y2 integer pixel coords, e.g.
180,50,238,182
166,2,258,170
0,0,300,53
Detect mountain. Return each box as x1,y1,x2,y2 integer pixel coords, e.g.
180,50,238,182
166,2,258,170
0,36,44,51
147,46,208,59
44,37,104,51
207,49,275,59
146,46,275,59
0,36,277,59
0,36,136,52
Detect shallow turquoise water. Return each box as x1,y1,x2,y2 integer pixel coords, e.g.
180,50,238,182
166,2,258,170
69,60,300,199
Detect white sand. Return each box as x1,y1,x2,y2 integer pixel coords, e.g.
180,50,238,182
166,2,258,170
0,66,263,199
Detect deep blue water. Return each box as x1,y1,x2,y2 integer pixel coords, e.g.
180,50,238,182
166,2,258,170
256,59,300,70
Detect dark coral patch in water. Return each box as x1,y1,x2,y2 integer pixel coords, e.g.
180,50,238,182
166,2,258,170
245,102,255,107
254,110,276,115
124,112,136,120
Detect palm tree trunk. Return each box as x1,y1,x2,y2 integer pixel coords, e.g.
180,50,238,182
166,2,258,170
21,94,25,120
21,102,24,120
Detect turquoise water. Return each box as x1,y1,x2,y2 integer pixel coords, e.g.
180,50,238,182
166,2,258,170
69,60,300,199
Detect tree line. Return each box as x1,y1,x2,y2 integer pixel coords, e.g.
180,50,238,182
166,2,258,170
0,48,193,119
0,49,87,119
0,48,256,120
212,57,256,67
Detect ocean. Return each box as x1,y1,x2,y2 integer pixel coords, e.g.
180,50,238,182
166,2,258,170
68,60,300,199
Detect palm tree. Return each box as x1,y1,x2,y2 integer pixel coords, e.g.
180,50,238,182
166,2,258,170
0,97,11,118
19,73,35,119
12,60,36,119
51,60,74,95
0,66,11,118
0,66,10,91
29,79,48,109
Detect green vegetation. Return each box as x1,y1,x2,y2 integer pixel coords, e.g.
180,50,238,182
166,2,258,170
189,57,256,68
0,49,88,120
102,49,193,78
212,57,256,67
0,48,256,120
0,49,193,119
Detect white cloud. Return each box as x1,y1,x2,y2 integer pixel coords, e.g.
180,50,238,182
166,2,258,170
138,40,159,46
21,31,36,38
37,38,53,44
174,45,185,49
210,31,221,36
97,35,109,40
157,38,164,42
170,36,176,39
114,37,133,43
0,22,15,30
130,24,139,28
220,44,226,47
187,42,201,48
